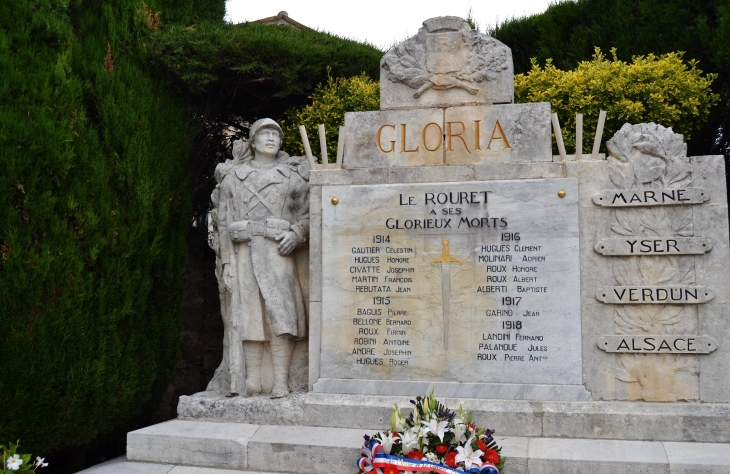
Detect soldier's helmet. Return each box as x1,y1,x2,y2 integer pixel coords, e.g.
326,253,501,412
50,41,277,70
249,118,283,141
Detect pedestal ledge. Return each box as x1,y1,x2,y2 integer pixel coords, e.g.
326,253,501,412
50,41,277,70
97,421,730,474
177,391,730,443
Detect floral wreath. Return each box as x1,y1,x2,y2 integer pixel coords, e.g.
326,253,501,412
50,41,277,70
357,390,504,474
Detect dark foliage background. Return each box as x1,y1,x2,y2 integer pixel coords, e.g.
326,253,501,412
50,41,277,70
0,1,381,471
491,0,730,159
149,21,382,219
6,0,729,471
0,0,223,471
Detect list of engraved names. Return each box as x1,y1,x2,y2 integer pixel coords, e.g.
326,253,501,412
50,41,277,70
320,180,582,385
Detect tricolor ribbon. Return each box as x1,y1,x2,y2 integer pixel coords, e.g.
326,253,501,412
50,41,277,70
358,439,499,474
358,442,384,474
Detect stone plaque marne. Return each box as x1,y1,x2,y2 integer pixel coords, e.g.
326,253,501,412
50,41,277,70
319,179,582,387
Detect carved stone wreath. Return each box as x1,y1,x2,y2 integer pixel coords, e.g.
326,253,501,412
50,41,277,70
381,17,510,98
606,123,691,189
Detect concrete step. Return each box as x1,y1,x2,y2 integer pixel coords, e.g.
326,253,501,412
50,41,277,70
123,419,730,474
78,456,290,474
178,391,730,443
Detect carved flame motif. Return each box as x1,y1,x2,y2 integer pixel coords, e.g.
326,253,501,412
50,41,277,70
381,22,510,98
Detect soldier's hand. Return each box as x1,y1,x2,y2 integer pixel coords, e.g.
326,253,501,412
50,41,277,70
278,231,298,256
223,263,235,291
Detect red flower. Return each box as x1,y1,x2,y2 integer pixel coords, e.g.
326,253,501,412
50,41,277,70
477,439,488,452
434,444,449,455
444,451,458,467
407,450,424,460
484,448,500,465
383,466,399,474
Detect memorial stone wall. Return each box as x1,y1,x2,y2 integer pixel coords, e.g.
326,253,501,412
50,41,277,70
307,16,730,403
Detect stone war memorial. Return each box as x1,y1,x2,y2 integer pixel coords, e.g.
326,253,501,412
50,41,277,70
122,16,730,474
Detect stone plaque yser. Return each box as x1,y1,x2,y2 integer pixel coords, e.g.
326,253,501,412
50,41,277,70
318,180,582,394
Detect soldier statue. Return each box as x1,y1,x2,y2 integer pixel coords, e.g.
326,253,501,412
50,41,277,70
206,118,309,398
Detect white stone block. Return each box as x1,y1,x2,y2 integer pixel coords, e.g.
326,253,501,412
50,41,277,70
78,457,173,474
318,179,583,390
664,442,730,474
496,436,529,474
444,103,552,164
127,420,258,469
343,108,444,168
380,17,513,109
528,438,669,473
246,425,364,473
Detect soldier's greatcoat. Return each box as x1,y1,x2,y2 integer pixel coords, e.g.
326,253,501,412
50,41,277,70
217,153,309,341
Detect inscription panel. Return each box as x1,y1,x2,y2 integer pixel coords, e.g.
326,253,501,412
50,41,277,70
596,286,715,304
594,237,713,256
342,103,551,168
598,335,718,354
320,179,582,385
592,188,710,207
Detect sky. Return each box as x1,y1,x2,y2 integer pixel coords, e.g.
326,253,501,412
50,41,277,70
225,0,556,50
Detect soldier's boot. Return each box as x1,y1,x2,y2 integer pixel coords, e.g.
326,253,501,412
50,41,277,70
242,341,264,396
270,335,294,398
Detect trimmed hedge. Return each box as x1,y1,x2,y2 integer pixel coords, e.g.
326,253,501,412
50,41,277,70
0,0,213,454
491,0,729,156
149,21,383,216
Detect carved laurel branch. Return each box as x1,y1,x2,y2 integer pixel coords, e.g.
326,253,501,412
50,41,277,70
609,204,696,335
612,256,696,334
381,30,509,90
604,124,700,399
616,352,698,402
606,123,691,189
610,208,694,238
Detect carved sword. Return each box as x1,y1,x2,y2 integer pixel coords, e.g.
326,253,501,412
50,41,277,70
430,238,463,350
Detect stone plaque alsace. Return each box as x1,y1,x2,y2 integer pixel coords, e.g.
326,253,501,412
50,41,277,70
597,335,718,354
319,179,582,389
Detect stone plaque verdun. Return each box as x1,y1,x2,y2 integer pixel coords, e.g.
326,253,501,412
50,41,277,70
307,15,730,403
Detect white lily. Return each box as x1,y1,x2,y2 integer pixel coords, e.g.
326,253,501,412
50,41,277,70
452,419,468,443
380,431,399,454
455,438,484,470
421,418,451,442
390,404,407,432
6,454,23,470
399,428,420,455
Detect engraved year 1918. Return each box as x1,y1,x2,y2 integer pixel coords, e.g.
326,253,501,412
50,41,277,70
502,321,523,330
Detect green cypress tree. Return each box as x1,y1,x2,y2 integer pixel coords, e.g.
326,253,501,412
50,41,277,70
0,0,221,455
